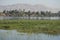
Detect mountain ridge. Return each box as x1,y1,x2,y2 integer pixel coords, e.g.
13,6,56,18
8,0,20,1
0,4,60,13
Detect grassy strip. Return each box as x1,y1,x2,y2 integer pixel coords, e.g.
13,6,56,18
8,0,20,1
0,20,60,34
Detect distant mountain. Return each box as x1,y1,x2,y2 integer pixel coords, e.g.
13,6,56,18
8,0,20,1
0,4,60,13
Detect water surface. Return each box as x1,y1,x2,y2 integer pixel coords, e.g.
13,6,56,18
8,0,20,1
0,16,60,20
0,30,60,40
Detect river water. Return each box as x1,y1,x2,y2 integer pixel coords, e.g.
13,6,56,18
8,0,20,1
0,30,60,40
0,16,60,20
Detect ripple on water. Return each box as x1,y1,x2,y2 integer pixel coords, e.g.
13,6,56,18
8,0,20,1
0,30,60,40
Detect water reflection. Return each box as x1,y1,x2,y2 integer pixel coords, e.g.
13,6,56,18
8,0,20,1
0,30,60,40
0,16,60,20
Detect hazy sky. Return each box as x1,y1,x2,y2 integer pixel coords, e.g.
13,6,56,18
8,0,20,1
0,0,60,8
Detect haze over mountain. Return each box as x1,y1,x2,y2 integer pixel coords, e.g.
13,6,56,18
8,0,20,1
0,4,60,13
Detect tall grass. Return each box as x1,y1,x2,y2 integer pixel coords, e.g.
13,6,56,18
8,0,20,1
0,20,60,34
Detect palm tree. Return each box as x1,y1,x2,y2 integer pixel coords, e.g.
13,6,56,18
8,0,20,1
27,10,31,19
58,11,60,17
41,11,45,20
36,11,39,20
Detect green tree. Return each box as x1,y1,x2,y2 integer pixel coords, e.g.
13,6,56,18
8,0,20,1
27,10,31,19
36,11,39,20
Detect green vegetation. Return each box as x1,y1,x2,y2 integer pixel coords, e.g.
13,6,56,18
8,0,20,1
0,20,60,34
2,10,60,18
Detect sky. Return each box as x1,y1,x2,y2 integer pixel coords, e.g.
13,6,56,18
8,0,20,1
0,0,60,8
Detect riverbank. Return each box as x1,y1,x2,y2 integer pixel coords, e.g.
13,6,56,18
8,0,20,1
0,20,60,34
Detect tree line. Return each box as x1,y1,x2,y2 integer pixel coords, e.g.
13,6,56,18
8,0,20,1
2,9,60,19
